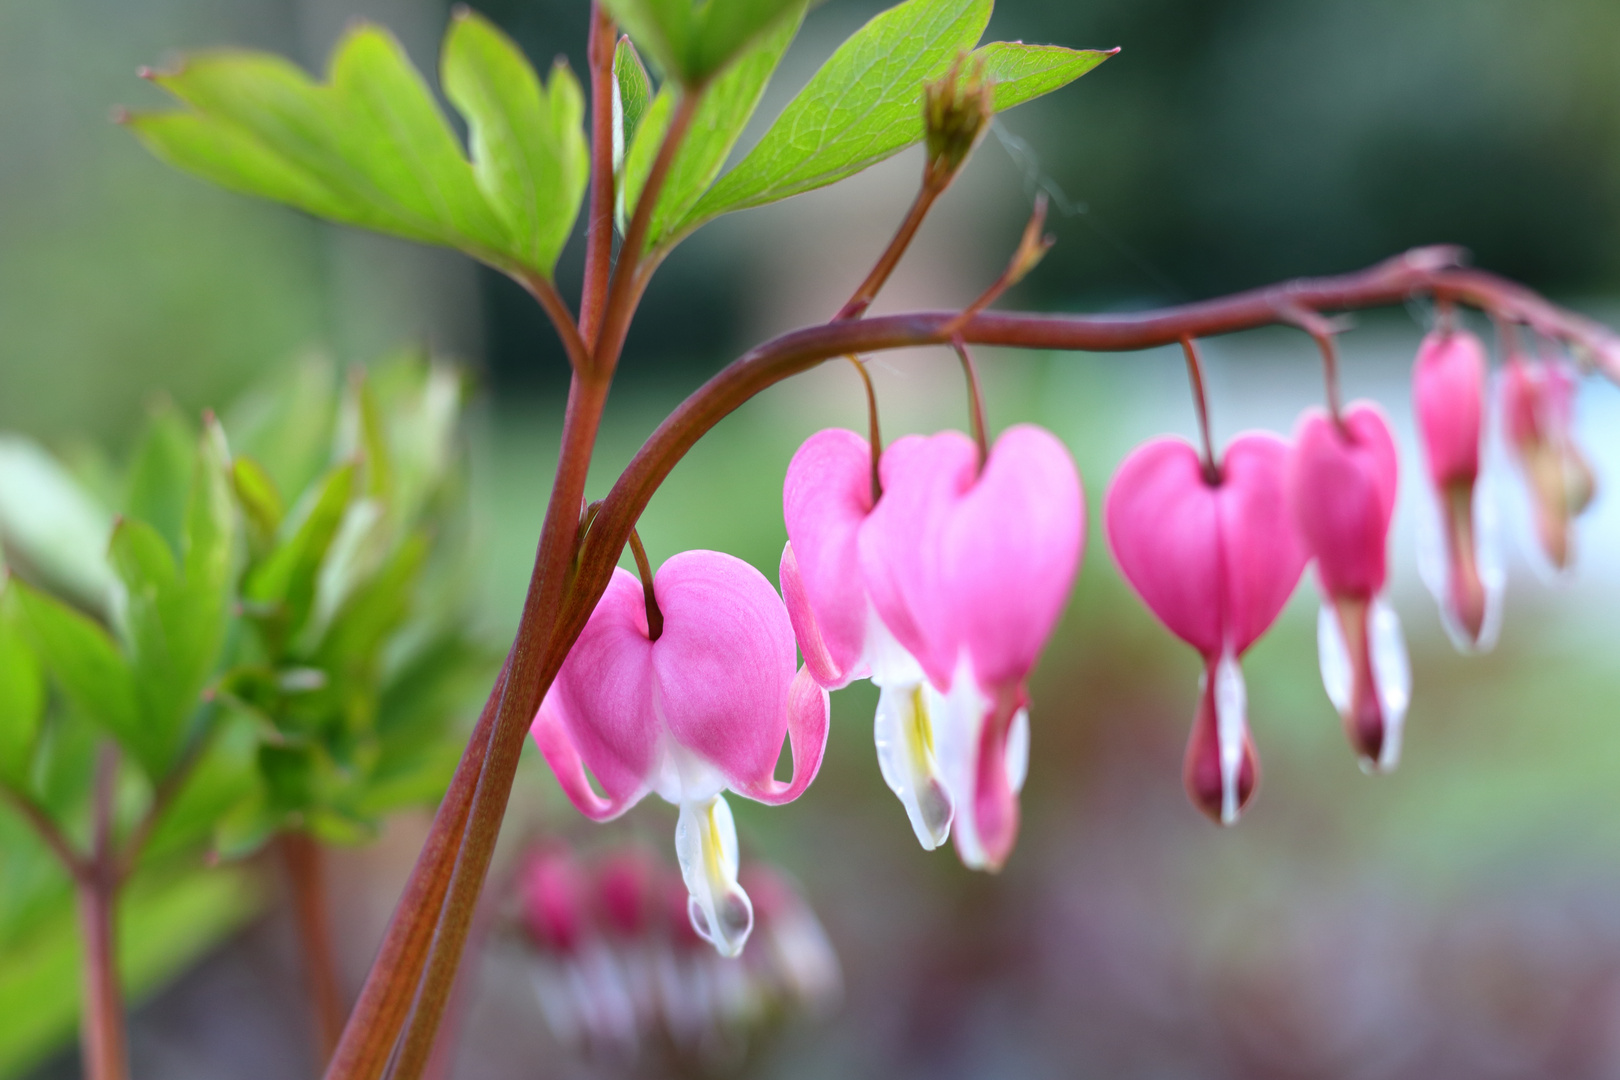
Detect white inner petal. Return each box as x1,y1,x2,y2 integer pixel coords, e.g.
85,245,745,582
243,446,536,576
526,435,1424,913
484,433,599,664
1473,473,1506,652
1316,600,1353,719
1213,652,1248,826
674,795,753,958
864,603,926,688
873,681,954,850
1369,596,1411,772
932,659,991,868
1005,707,1030,794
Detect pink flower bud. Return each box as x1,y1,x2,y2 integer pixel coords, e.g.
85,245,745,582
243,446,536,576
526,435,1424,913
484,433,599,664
1105,433,1306,824
1288,404,1410,770
1500,357,1595,571
1412,330,1498,649
593,848,657,939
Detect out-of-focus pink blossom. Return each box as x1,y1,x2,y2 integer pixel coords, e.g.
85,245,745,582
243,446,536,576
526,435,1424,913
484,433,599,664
521,847,586,955
1500,356,1595,571
1289,403,1411,771
1106,433,1306,824
1413,329,1500,650
531,551,829,956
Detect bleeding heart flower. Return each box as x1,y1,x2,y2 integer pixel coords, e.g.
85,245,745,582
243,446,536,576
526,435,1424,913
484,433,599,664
781,428,954,851
1500,356,1595,572
1105,433,1307,824
1412,329,1502,651
859,425,1084,870
1288,403,1411,772
532,550,830,957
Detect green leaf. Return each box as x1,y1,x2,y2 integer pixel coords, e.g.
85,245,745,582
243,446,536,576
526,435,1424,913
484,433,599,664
244,463,356,648
231,456,285,557
442,9,588,280
0,439,117,618
222,354,338,501
677,0,1113,235
123,399,196,557
127,23,583,281
612,36,652,186
604,0,802,85
0,584,45,789
972,41,1116,110
12,582,147,774
621,8,802,250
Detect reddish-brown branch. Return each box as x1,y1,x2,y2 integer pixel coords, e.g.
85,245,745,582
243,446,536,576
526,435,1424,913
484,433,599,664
570,247,1619,631
1,784,87,879
280,831,346,1066
78,744,128,1080
579,0,617,348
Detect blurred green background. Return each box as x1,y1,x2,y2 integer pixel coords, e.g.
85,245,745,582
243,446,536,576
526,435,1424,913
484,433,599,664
7,0,1620,1077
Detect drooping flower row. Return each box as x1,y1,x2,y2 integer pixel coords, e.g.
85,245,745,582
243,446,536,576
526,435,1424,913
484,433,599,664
531,325,1595,955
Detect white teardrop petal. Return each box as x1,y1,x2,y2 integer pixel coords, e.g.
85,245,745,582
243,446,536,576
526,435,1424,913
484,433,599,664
674,795,753,958
873,681,954,850
1316,599,1353,718
1369,596,1411,772
1213,653,1248,826
1005,707,1030,794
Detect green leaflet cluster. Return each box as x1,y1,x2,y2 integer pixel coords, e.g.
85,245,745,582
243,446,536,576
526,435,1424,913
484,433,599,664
127,0,1113,267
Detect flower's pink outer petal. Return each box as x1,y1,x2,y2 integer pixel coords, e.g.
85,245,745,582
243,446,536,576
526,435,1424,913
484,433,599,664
936,425,1085,690
859,431,980,687
1414,329,1486,486
652,550,802,796
1104,437,1223,655
1105,434,1304,657
531,567,657,821
1217,434,1308,654
782,429,876,688
732,666,830,805
1290,402,1399,600
780,543,841,687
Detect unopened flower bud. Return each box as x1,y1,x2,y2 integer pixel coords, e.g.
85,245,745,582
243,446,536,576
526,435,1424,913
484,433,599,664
1500,356,1595,571
1412,329,1501,650
923,55,993,187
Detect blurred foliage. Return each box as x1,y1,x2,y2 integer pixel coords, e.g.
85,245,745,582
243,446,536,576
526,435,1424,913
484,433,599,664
0,350,494,1077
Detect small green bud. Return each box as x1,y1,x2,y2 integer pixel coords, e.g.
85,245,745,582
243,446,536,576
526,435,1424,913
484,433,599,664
923,54,993,187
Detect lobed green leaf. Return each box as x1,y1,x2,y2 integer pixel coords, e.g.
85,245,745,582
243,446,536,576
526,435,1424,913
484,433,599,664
12,582,148,775
128,19,588,281
442,9,588,280
0,439,118,618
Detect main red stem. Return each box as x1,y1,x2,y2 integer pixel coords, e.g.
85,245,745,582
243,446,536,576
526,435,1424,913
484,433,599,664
78,745,127,1080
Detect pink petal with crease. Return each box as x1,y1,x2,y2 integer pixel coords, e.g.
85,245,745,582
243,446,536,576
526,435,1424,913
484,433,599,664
936,425,1084,690
859,431,979,687
1290,402,1398,600
782,429,876,688
1414,329,1485,486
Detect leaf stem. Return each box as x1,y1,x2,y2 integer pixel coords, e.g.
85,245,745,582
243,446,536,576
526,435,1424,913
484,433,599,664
592,90,703,377
836,179,945,321
516,273,592,374
1179,338,1218,483
0,783,87,878
280,831,347,1066
845,356,883,503
579,0,618,349
627,528,663,640
951,338,990,466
